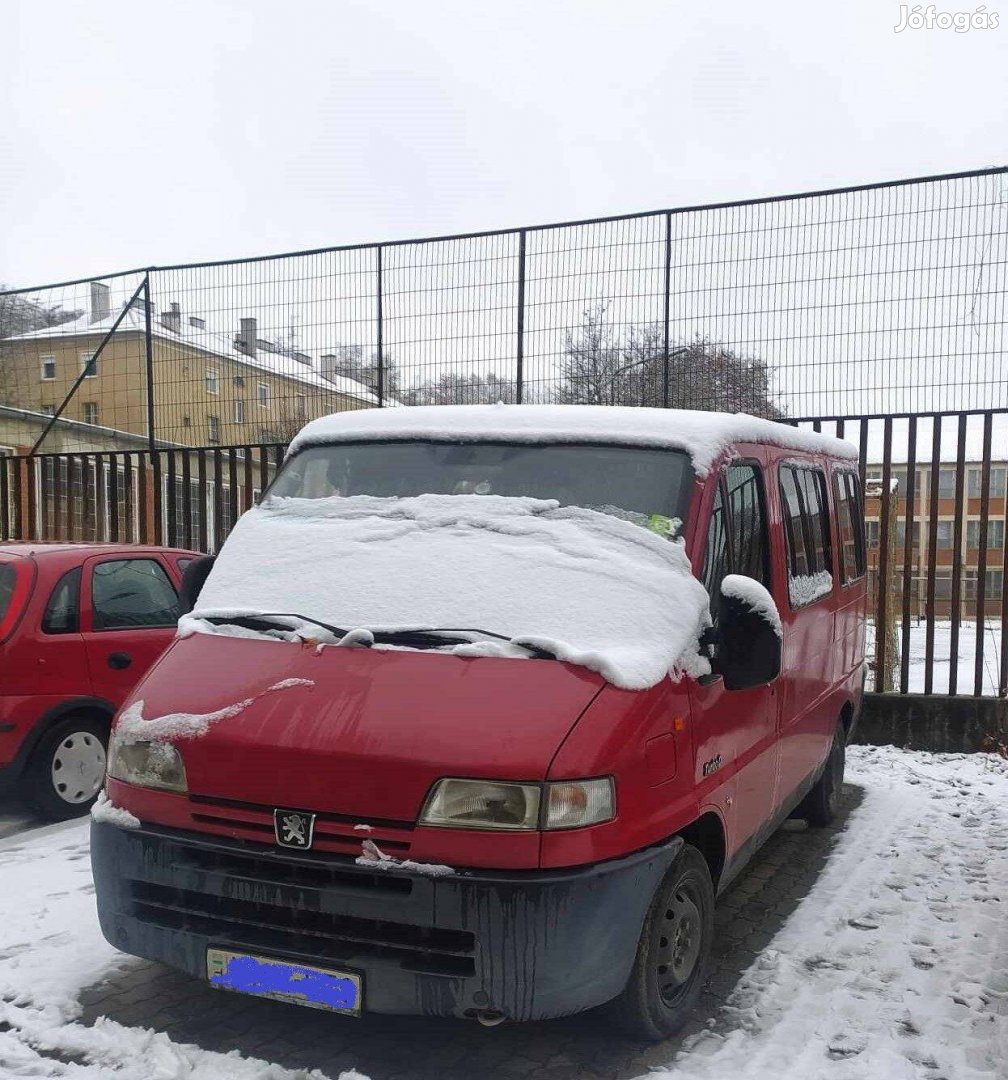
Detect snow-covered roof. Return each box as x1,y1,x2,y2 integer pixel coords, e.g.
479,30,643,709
6,307,380,405
289,404,858,477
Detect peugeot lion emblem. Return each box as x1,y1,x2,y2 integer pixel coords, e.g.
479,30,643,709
274,809,316,850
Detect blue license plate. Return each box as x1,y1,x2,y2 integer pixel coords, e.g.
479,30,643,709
206,948,362,1014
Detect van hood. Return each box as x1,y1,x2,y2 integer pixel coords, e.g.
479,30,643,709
119,634,606,822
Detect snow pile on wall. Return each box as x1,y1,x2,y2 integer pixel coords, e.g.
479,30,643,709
288,403,857,479
192,493,713,690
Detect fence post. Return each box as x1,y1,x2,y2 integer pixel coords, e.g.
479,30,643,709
515,229,526,404
662,211,672,409
144,274,162,540
376,245,384,407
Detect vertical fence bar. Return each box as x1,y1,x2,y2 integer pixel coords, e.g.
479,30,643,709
197,449,208,553
25,457,37,542
165,449,177,547
948,413,967,694
228,449,238,539
137,455,149,544
376,245,384,407
39,458,51,541
243,449,253,513
0,457,9,541
662,212,672,409
181,450,192,549
109,453,120,544
924,417,941,695
123,453,134,543
515,229,526,405
974,412,993,696
876,417,894,690
144,278,162,543
93,453,106,542
212,449,223,552
899,416,918,693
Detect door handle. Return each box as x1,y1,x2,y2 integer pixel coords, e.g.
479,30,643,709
108,652,132,670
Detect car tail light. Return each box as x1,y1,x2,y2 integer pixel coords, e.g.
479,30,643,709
0,560,33,644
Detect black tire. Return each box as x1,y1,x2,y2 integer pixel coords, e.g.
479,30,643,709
21,714,109,821
800,722,846,827
603,843,715,1041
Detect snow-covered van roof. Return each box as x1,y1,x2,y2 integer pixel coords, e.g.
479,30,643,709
288,404,858,478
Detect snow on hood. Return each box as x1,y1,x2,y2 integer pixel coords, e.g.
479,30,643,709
190,493,713,690
287,404,857,479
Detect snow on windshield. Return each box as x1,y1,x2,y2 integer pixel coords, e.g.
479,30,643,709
190,493,713,690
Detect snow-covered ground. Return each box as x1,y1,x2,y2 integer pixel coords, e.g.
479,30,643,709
869,619,1005,696
0,746,1006,1079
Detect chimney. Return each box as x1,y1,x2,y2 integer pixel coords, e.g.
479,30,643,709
189,316,205,330
160,301,182,334
292,351,312,367
236,317,257,358
319,353,339,382
90,281,111,324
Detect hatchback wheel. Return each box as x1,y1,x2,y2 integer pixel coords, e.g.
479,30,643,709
23,716,108,821
603,843,714,1040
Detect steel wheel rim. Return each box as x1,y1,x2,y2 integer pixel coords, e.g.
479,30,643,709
656,887,703,1003
51,732,106,804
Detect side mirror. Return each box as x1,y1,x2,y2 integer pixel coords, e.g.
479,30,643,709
179,554,216,615
713,574,782,691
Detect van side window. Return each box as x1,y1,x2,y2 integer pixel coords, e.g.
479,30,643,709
725,464,770,587
701,483,729,618
780,464,834,607
834,470,866,583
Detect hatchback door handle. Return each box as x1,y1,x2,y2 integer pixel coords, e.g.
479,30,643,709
108,652,132,670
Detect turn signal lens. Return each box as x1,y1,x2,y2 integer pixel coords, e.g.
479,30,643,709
545,778,615,830
106,733,188,794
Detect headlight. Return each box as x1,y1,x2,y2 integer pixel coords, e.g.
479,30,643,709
420,777,614,831
106,732,187,793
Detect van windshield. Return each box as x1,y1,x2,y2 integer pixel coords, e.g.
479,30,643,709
269,441,693,529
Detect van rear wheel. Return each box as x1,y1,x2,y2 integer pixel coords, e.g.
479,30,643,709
603,843,714,1041
800,723,846,827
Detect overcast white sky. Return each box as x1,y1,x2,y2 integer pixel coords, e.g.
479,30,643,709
1,0,1006,288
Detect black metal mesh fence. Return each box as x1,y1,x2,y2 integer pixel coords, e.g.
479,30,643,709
2,166,1006,456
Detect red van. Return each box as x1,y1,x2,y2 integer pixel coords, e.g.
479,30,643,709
91,405,866,1038
0,542,197,819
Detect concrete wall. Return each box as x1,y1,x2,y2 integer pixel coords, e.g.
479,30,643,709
855,692,1008,753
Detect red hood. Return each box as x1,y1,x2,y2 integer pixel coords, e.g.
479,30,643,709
121,634,605,821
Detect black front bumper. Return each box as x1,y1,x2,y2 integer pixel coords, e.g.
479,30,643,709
90,821,681,1021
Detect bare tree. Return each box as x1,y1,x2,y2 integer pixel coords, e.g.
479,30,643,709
0,287,82,407
559,303,784,419
319,345,402,401
403,371,519,405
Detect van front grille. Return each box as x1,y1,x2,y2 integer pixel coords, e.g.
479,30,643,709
128,879,475,978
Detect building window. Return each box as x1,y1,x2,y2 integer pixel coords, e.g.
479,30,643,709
42,404,56,416
937,468,957,499
258,383,269,408
935,520,954,549
296,394,307,419
865,519,880,548
234,399,245,424
83,402,99,426
80,352,98,378
206,369,219,394
966,519,1005,549
894,520,922,548
934,567,953,601
40,356,56,381
234,375,245,388
208,415,220,443
967,466,1008,498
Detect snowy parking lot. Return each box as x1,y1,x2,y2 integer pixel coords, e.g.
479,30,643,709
1,744,1006,1080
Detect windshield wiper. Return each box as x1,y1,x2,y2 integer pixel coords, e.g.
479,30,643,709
205,612,351,637
374,627,559,660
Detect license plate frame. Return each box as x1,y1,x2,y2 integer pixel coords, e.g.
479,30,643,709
206,948,362,1015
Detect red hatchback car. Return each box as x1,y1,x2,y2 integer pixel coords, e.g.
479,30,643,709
0,542,197,819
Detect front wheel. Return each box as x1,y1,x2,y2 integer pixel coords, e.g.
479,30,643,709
799,723,846,827
603,843,714,1040
22,715,108,821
